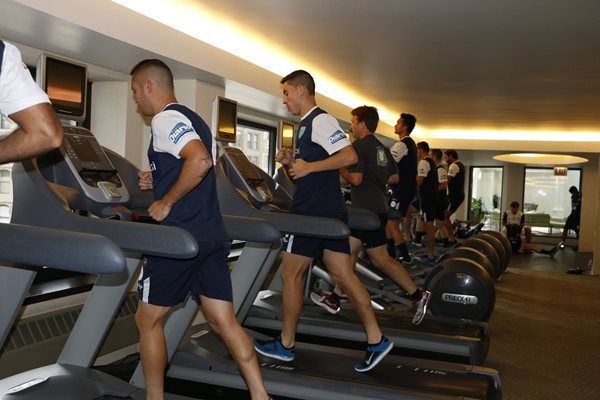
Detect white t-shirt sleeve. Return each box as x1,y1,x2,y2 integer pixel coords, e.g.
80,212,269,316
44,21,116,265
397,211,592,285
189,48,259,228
447,163,460,177
437,167,448,183
390,141,408,163
0,42,50,116
311,113,351,155
417,159,430,177
151,109,200,158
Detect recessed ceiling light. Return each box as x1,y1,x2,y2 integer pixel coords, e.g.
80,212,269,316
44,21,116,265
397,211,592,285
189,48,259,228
493,153,588,165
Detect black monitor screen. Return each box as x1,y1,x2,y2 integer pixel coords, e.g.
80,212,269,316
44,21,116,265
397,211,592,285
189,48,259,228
43,56,87,120
217,98,237,143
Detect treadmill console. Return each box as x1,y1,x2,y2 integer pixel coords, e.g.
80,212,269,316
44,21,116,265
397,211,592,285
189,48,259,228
220,145,273,205
61,126,129,204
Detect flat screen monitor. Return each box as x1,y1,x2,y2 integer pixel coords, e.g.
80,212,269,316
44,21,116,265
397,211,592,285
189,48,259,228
279,120,295,151
37,53,88,121
215,97,237,143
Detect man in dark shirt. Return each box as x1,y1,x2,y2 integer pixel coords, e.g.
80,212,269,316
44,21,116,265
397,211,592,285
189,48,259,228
416,141,438,263
559,186,581,249
333,105,430,325
443,149,465,245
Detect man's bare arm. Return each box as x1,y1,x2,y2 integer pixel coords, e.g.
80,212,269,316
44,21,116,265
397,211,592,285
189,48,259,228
0,103,63,163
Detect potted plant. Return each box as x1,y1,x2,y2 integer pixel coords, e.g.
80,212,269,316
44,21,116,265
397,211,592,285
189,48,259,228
470,197,485,224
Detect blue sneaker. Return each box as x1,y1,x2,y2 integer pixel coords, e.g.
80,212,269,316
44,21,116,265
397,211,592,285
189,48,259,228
253,336,295,362
354,336,394,372
417,255,435,266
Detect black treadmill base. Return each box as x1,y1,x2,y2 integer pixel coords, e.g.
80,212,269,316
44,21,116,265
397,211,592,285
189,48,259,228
165,377,298,400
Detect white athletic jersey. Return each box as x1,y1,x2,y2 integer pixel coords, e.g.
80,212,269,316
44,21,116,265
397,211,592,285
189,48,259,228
302,107,350,155
437,165,448,183
0,41,50,116
151,106,201,159
390,140,408,163
447,161,461,178
504,210,524,226
417,159,431,177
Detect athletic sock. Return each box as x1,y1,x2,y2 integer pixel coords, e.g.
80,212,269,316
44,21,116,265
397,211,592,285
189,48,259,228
407,289,422,301
396,243,411,260
387,239,396,257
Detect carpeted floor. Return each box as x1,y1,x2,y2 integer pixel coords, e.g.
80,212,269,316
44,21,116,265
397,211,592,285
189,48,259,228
485,247,600,400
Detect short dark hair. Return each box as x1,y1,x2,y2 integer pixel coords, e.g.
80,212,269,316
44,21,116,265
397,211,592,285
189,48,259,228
417,141,430,153
510,201,520,208
400,113,417,133
281,70,315,96
130,59,174,90
351,105,379,132
569,186,578,194
431,149,443,161
445,149,459,159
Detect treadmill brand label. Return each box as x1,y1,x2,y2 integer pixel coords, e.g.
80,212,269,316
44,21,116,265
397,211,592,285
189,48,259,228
442,293,478,305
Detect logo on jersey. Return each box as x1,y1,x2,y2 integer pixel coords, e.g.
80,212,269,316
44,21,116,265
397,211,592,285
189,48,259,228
376,147,388,167
149,161,157,171
169,122,193,144
328,130,346,144
298,126,306,139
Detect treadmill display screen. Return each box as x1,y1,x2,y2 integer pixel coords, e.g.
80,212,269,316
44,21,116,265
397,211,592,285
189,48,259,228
67,135,100,163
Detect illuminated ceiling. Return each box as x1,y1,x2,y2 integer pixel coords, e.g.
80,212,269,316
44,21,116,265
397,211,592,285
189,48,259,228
111,0,600,141
493,153,588,165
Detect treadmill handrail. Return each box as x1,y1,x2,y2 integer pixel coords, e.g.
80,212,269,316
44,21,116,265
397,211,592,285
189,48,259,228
223,215,281,243
0,223,125,274
59,212,198,259
248,209,350,239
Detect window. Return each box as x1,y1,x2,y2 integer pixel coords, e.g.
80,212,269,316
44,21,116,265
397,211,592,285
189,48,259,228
469,167,503,230
236,119,276,174
523,167,581,235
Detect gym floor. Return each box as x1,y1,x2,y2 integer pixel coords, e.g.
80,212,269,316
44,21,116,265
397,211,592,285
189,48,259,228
485,244,599,399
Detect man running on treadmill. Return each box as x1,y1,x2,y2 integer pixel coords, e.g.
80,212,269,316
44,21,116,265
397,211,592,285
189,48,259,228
312,105,431,325
432,149,450,246
253,70,393,372
443,149,465,245
387,113,419,265
0,40,63,162
416,141,438,264
130,59,271,400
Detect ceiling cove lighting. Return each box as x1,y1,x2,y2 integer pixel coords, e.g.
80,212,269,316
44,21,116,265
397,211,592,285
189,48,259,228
111,0,399,124
493,153,588,165
425,129,600,142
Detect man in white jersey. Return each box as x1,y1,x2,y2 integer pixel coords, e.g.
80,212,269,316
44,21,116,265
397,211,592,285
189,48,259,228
503,201,557,256
0,40,62,163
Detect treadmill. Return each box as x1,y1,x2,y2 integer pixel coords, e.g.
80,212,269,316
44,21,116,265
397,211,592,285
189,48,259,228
151,144,501,399
0,126,279,399
219,146,491,365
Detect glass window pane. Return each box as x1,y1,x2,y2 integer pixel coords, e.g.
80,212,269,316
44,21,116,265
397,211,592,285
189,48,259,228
235,121,274,174
469,167,503,230
523,168,581,236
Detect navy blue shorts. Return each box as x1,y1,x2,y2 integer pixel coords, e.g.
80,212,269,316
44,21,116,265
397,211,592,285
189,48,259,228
351,213,388,249
448,193,465,214
283,234,350,257
435,193,449,220
138,241,232,307
420,197,436,222
390,186,417,218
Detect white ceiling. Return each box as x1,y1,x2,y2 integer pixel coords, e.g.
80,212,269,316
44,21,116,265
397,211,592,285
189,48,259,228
2,0,599,137
191,0,600,132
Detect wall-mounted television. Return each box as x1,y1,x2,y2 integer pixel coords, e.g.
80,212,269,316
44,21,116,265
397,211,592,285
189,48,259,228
36,53,88,122
279,120,296,151
212,96,237,143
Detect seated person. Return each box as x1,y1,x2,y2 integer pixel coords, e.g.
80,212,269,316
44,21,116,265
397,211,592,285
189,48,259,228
503,201,558,257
